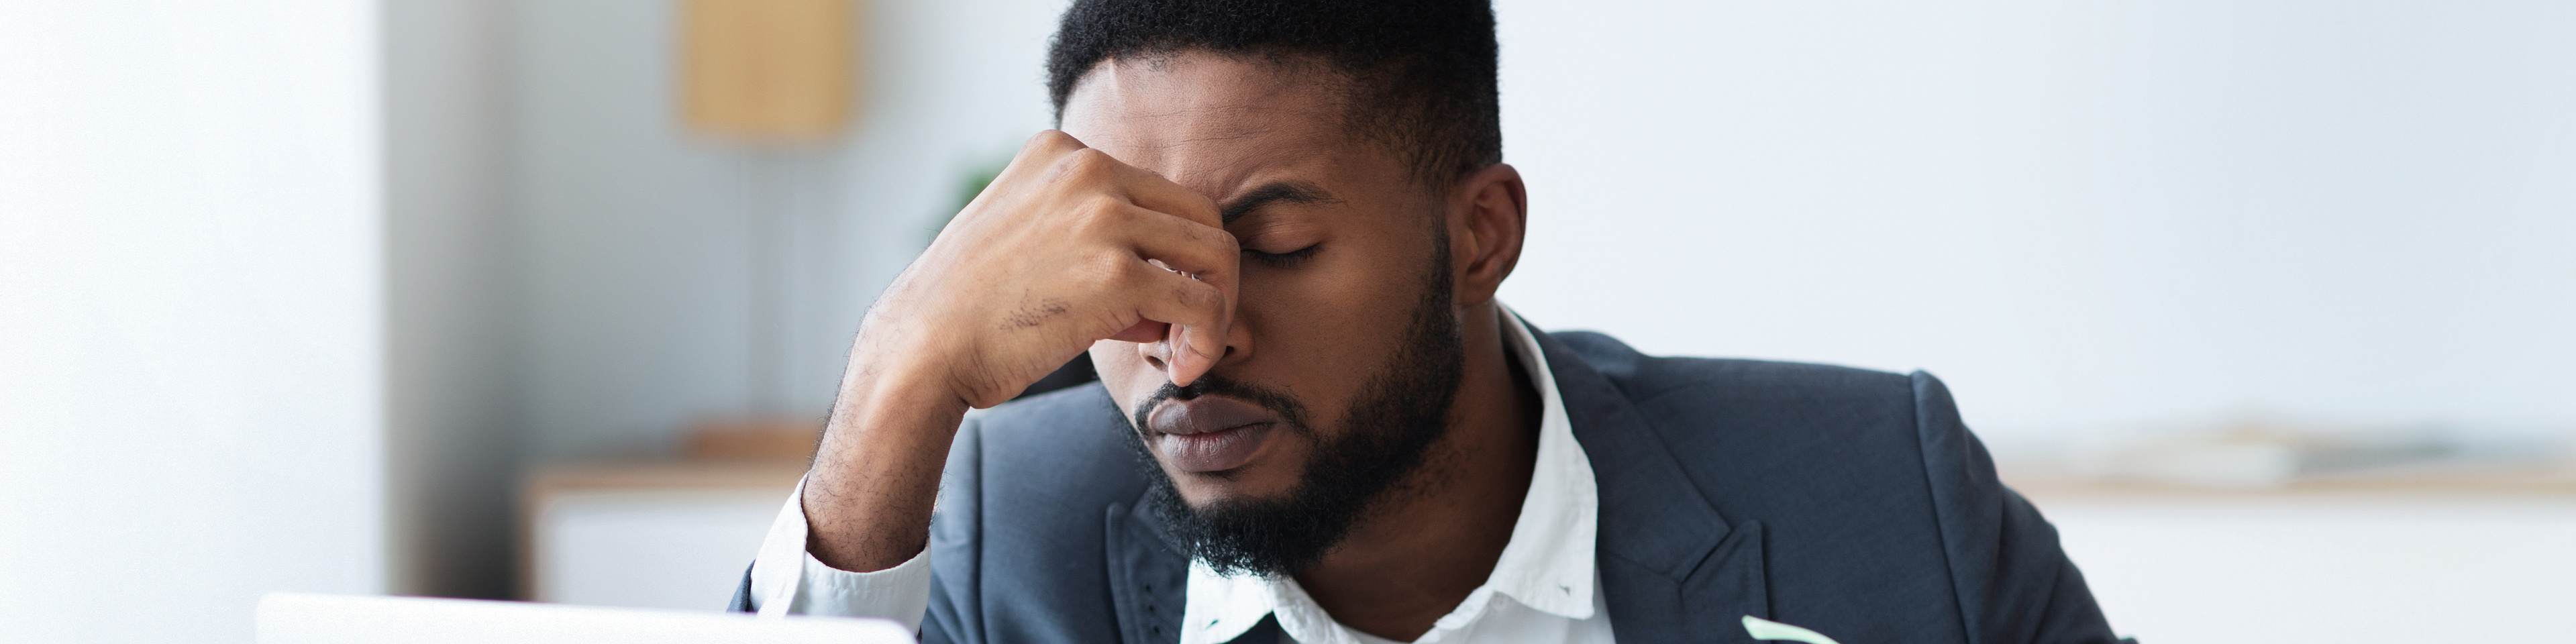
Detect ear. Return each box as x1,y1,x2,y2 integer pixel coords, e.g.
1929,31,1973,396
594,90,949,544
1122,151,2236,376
1449,163,1527,307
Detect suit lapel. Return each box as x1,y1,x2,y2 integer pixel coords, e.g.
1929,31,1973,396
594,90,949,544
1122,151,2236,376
1533,325,1773,643
1106,495,1189,644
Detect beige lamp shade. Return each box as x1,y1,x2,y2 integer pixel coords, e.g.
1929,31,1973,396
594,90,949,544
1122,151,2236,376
680,0,860,142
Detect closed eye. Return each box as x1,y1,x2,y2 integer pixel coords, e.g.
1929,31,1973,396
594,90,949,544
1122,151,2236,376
1244,244,1320,267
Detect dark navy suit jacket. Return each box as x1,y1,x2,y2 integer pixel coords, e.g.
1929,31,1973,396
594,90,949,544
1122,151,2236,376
734,326,2123,644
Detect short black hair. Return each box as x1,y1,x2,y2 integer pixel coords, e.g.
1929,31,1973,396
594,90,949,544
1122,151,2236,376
1045,0,1502,188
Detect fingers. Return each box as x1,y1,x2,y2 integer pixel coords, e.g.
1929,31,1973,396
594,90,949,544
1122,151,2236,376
1120,204,1238,279
1118,265,1231,386
1105,319,1169,344
1114,166,1221,229
1103,203,1238,382
1017,130,1235,385
1031,131,1221,229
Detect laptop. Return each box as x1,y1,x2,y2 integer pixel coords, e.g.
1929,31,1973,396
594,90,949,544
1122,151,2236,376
257,593,913,644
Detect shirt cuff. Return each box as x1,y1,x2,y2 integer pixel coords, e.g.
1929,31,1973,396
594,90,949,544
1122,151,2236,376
748,473,933,631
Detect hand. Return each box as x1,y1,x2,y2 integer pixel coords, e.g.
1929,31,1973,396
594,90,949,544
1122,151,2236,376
796,131,1237,572
858,129,1237,408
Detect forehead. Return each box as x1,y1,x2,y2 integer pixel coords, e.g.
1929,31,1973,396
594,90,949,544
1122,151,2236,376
1058,53,1375,197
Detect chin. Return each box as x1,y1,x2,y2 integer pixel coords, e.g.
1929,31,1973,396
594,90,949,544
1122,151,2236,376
1165,465,1298,506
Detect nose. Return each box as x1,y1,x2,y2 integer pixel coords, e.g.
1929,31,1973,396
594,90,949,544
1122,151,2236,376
1138,315,1254,376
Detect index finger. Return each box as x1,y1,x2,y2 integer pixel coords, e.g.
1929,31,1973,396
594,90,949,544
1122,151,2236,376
1108,161,1222,229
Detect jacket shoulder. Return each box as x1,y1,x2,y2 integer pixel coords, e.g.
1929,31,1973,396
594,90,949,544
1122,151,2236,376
923,383,1144,644
1549,329,1912,406
951,382,1149,515
1549,331,1926,507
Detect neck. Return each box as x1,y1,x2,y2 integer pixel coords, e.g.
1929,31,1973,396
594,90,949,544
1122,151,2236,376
1292,304,1543,641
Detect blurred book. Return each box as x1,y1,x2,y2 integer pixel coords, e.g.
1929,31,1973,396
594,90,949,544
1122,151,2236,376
685,416,823,461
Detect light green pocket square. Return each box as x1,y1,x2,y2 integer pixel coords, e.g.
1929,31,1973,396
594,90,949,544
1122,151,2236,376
1742,615,1843,644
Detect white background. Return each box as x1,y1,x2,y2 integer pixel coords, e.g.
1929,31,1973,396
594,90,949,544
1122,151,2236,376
1492,0,2576,443
0,1,384,643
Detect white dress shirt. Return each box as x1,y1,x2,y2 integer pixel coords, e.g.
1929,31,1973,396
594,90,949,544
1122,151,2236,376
749,307,1616,644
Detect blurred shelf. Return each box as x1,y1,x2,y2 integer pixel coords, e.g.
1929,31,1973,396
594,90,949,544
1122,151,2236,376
2002,461,2576,501
524,459,810,495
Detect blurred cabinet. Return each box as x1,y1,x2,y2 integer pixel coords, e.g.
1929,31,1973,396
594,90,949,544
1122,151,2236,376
2011,467,2576,643
521,460,804,610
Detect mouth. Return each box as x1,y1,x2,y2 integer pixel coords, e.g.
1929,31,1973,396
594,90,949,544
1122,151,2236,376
1147,396,1284,474
1157,423,1276,474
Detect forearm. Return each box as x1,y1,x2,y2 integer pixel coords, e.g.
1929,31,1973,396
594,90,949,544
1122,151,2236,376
801,357,970,573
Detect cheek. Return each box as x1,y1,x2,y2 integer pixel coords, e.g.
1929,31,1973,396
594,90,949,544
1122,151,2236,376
1224,248,1433,435
1242,254,1423,358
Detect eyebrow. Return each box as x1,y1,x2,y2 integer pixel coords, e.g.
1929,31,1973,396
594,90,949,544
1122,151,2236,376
1219,181,1337,225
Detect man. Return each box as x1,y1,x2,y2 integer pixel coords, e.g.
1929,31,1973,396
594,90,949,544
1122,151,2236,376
731,1,2124,643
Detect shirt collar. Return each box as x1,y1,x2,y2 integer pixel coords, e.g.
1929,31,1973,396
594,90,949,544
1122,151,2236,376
1181,305,1600,644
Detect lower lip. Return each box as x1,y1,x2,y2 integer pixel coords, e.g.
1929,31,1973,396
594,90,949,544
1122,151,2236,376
1157,423,1276,473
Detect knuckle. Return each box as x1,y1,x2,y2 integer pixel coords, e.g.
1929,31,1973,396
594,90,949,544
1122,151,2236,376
1077,249,1133,286
1069,197,1128,236
1060,148,1114,182
1027,129,1076,152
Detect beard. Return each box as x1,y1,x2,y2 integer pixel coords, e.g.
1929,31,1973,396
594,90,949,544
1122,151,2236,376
1123,235,1464,578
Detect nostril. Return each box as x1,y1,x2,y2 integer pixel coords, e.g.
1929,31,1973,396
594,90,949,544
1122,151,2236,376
1143,355,1164,370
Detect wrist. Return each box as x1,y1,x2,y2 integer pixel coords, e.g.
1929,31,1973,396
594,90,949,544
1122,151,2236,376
825,356,968,451
803,348,968,569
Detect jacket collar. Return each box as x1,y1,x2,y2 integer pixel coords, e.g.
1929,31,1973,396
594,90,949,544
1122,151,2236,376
1529,319,1771,642
1526,319,1735,577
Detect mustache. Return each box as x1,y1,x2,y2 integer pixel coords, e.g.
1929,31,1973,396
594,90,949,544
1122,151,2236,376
1130,374,1314,437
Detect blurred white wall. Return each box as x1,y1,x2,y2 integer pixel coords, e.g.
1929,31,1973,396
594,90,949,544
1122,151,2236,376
483,0,2576,455
1493,0,2576,445
0,1,387,643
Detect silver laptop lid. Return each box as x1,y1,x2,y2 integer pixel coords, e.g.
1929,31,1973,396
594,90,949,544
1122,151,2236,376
257,593,913,644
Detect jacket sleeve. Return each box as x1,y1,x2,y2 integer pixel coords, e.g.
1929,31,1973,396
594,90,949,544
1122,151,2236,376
1911,371,2126,644
918,416,986,644
725,418,986,644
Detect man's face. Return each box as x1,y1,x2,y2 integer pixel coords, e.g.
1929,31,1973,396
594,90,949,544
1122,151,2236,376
1065,52,1465,573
